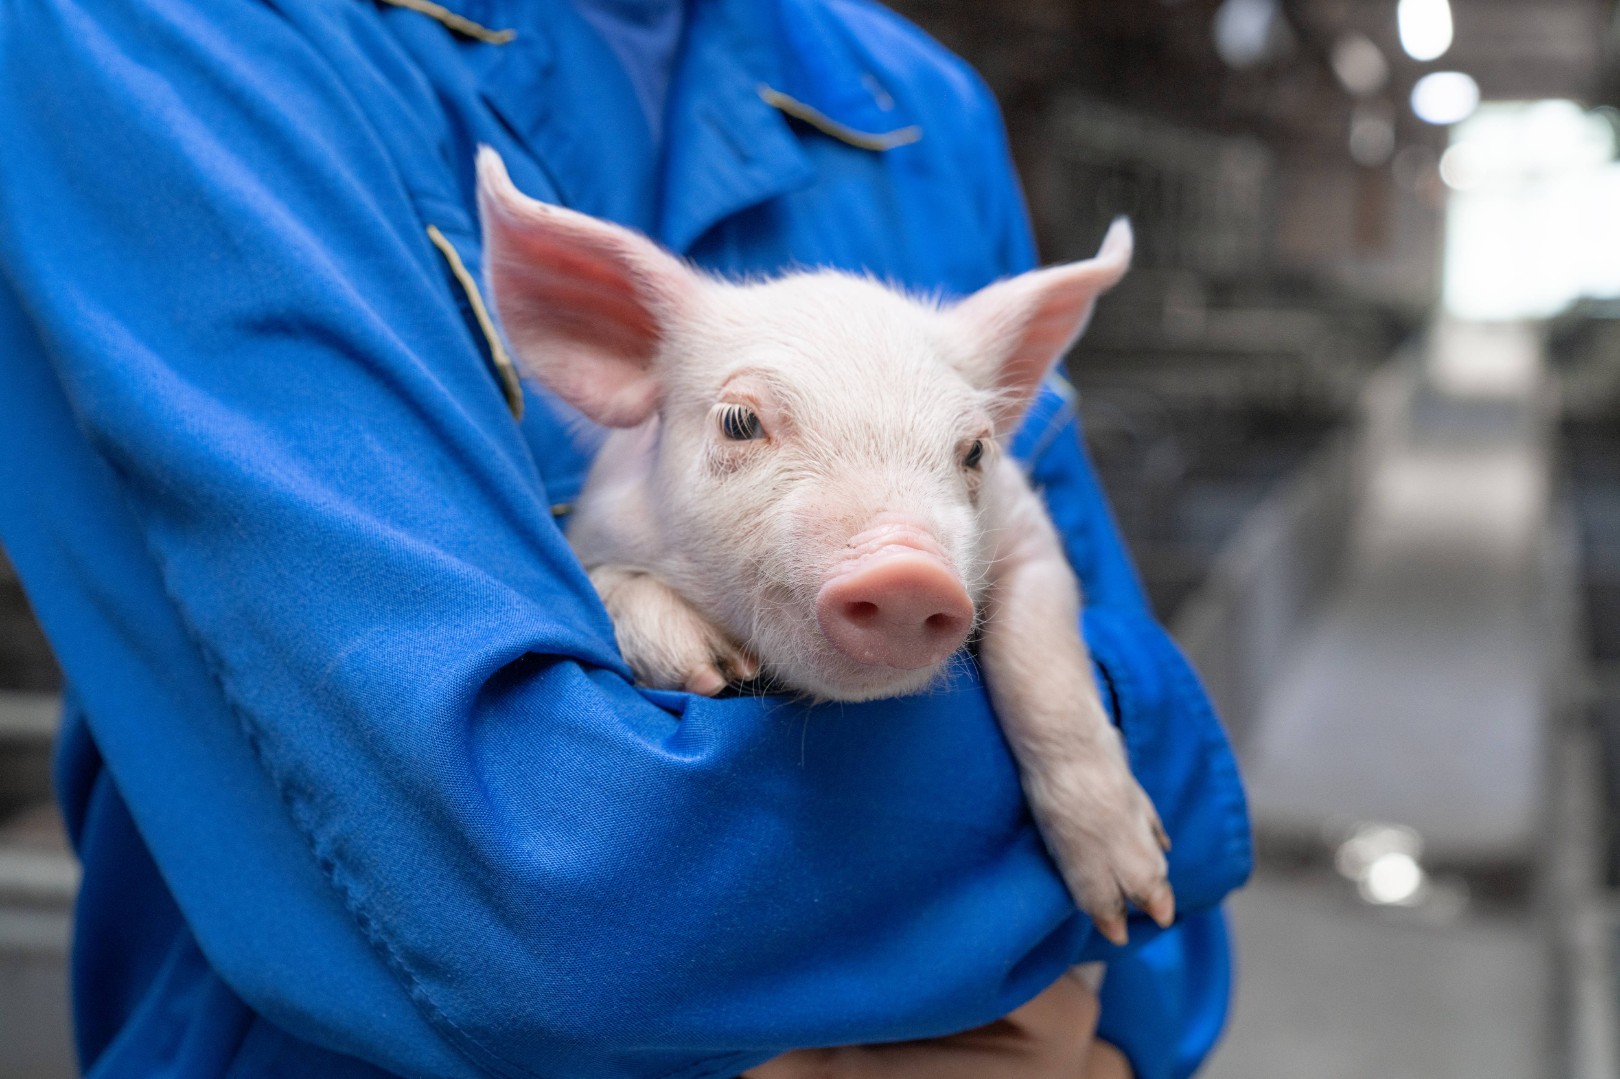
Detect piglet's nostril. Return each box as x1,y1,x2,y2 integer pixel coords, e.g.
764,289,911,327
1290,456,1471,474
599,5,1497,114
925,612,964,634
845,601,880,624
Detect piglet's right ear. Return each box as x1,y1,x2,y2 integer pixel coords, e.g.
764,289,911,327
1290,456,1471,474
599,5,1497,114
476,147,696,427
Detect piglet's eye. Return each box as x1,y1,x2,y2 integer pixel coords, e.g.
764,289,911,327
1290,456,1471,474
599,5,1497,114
720,405,764,441
963,440,984,470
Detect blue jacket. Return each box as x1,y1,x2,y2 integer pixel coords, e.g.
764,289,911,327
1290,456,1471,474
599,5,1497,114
0,1,1251,1077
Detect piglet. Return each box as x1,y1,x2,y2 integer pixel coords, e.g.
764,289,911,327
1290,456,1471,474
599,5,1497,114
476,149,1172,945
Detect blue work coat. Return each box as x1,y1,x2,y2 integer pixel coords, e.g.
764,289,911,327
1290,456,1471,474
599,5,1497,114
0,1,1252,1077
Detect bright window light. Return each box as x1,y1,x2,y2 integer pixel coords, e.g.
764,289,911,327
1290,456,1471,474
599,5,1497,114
1443,101,1620,319
1411,71,1479,126
1398,0,1453,61
1361,852,1425,905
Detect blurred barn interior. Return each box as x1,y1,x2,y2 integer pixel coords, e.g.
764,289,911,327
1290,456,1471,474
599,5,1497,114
888,1,1620,1076
6,1,1620,1076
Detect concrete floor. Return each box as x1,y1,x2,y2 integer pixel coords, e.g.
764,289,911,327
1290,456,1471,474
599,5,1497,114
1207,324,1554,1078
1205,867,1543,1079
1243,338,1550,861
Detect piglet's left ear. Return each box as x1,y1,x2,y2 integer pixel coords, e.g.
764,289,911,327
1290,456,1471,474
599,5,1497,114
949,218,1132,432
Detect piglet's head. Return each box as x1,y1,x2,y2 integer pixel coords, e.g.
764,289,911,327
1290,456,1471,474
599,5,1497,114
478,148,1131,701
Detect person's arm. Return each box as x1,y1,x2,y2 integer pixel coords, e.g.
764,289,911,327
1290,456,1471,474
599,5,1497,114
0,3,1239,1077
745,972,1103,1079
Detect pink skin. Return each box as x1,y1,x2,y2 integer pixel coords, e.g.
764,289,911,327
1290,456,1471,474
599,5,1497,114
815,521,974,670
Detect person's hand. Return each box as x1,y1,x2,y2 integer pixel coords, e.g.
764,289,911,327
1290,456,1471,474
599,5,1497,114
741,971,1131,1079
1086,1040,1133,1079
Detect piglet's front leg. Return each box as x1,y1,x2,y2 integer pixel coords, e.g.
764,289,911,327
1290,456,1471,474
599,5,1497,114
979,461,1173,946
587,565,759,697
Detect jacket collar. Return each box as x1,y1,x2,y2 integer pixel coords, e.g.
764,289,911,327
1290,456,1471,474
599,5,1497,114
655,0,813,253
424,0,923,252
663,0,923,251
764,0,921,151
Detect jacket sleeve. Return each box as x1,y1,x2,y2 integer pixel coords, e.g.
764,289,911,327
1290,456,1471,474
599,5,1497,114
963,52,1252,1079
0,3,1238,1078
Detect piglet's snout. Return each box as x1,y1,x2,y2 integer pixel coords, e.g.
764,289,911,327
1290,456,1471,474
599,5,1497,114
815,524,974,670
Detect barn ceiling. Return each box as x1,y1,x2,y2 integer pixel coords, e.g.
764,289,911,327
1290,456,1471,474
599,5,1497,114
892,0,1620,150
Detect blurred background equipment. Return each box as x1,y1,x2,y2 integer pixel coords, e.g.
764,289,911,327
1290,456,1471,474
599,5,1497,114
7,0,1620,1076
0,555,72,1078
883,1,1620,1077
